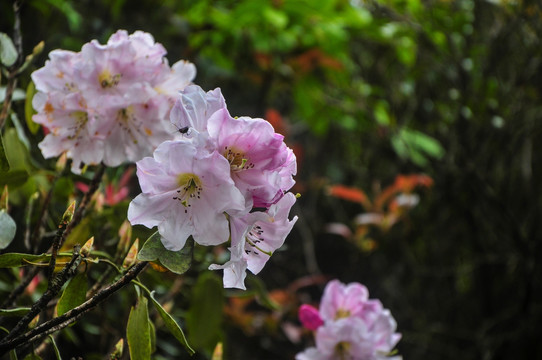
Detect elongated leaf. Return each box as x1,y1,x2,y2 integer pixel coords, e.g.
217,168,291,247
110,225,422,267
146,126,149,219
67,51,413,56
24,82,37,134
0,252,70,268
0,171,28,188
0,307,31,317
126,296,151,360
0,33,17,67
138,232,193,274
57,273,87,316
149,291,194,355
48,335,62,360
0,134,9,172
22,354,41,360
186,272,223,352
0,209,16,250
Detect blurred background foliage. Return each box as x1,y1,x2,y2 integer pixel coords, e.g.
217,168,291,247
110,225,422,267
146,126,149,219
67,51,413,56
1,0,541,359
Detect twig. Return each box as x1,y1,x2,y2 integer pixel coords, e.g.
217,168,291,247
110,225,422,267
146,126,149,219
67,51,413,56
0,246,82,346
0,261,148,355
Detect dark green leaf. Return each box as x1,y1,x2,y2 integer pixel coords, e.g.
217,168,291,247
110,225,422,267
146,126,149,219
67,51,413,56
0,210,16,250
0,307,31,317
0,253,50,267
149,291,194,355
0,171,28,188
0,134,10,172
186,272,223,352
0,33,17,67
246,276,280,311
25,82,39,134
22,354,42,360
126,296,151,360
149,318,156,354
57,273,87,316
138,232,193,274
48,335,62,360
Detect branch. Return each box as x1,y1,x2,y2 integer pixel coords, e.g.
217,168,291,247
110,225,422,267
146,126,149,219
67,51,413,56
0,261,148,355
0,246,82,346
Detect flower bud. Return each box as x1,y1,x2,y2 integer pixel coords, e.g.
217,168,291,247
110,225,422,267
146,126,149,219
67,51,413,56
298,304,323,331
81,237,94,257
109,338,124,359
29,314,40,329
61,200,76,226
122,238,139,269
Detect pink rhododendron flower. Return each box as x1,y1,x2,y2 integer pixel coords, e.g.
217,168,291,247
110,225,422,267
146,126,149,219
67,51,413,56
297,280,401,360
320,280,370,321
209,192,298,289
127,141,246,251
299,304,324,331
31,29,196,173
170,85,297,209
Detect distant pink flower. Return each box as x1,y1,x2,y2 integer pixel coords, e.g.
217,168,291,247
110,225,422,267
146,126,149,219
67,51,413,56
320,280,370,321
209,192,298,289
297,280,401,360
299,304,324,331
128,141,246,251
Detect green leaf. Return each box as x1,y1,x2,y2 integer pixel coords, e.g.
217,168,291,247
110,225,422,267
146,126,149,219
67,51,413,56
0,171,28,188
0,209,16,250
48,335,62,360
57,273,87,317
0,134,10,172
3,128,31,172
186,272,223,352
148,291,195,355
25,82,39,134
137,232,193,274
22,354,42,360
0,307,31,317
0,33,17,67
149,318,156,354
0,253,50,267
126,296,151,360
246,276,280,311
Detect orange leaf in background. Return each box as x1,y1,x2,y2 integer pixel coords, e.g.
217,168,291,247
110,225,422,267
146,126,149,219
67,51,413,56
290,48,343,74
394,174,433,192
328,185,369,206
266,108,286,135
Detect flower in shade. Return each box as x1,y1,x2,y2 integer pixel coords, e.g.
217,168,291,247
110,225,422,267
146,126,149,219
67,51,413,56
31,29,196,172
297,280,401,360
209,192,298,289
127,140,246,251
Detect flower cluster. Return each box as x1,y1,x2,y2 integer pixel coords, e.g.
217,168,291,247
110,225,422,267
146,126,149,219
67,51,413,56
297,280,401,360
128,85,298,289
32,30,196,172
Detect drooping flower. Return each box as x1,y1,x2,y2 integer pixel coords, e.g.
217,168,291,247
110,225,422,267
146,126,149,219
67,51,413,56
209,192,298,289
31,29,196,173
127,140,246,251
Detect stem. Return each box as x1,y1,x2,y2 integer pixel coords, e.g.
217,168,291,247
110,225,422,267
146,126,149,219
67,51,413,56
0,261,148,355
0,246,82,346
